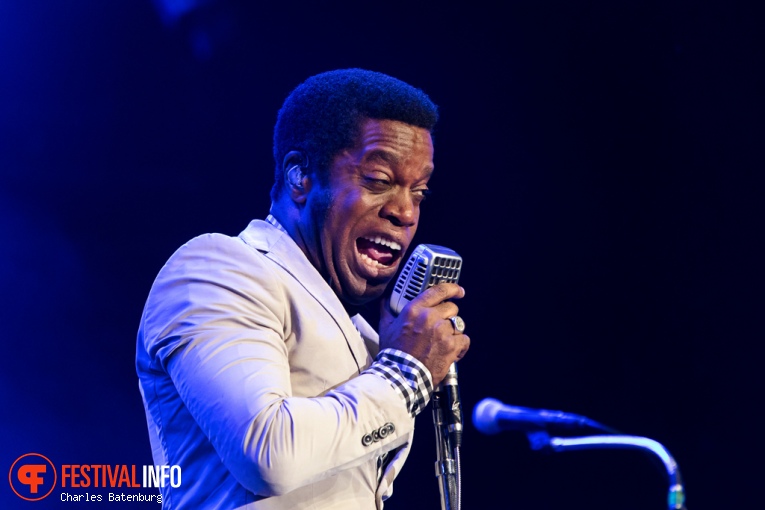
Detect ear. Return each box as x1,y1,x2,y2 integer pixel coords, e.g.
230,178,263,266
282,150,311,204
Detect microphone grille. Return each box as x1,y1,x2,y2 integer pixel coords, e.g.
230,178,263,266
390,244,462,315
392,255,425,302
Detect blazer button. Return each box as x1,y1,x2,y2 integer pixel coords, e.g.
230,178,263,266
362,433,374,446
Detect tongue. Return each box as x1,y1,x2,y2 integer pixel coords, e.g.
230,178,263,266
357,238,395,265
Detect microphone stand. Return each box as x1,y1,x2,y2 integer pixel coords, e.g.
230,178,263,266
433,363,462,510
526,431,687,510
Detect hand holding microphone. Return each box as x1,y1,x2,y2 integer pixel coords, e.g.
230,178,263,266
379,244,469,385
379,282,468,384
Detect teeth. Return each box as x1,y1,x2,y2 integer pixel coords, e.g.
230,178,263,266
363,236,401,251
360,252,384,268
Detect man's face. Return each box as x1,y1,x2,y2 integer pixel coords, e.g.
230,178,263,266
303,118,434,306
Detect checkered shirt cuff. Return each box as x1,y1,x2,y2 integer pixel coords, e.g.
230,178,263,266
363,348,434,417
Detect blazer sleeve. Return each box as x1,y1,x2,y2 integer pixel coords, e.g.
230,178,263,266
140,233,414,497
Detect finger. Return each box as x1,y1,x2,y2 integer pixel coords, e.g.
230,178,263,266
438,321,470,362
438,316,456,336
440,315,467,336
455,335,470,360
432,301,459,320
415,283,464,308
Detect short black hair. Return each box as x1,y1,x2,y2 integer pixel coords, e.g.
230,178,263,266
271,68,439,200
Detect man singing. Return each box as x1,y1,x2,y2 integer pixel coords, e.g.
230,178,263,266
136,68,470,509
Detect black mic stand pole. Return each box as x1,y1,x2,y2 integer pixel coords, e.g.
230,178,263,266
526,431,687,510
433,363,462,510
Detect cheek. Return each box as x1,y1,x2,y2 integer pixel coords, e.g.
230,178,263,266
413,202,422,220
334,191,381,223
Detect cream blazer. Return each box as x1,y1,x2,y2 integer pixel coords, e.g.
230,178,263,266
137,219,415,509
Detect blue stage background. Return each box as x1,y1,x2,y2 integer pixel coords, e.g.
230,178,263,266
2,1,763,508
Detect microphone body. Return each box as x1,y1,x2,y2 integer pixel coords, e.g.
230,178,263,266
473,397,602,434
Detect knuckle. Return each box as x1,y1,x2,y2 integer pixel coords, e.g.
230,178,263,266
435,282,459,297
401,305,418,320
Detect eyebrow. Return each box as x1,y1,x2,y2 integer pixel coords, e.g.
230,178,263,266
365,149,435,176
366,149,400,167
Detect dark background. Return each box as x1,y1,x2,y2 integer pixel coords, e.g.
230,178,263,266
2,1,763,508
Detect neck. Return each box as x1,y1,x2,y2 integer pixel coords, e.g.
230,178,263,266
270,197,331,283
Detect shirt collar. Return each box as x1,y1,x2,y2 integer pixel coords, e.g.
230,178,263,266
265,213,288,234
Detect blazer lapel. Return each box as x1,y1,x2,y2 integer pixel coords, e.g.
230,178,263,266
239,219,373,371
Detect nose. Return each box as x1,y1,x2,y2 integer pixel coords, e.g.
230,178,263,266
380,190,418,227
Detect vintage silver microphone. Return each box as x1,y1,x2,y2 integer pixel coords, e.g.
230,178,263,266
390,244,463,510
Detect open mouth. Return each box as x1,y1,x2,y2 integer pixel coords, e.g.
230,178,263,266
356,235,403,270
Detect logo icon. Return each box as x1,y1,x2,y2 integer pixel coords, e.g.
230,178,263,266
9,453,57,501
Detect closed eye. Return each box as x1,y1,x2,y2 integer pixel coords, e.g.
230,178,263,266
362,176,392,192
413,188,432,200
